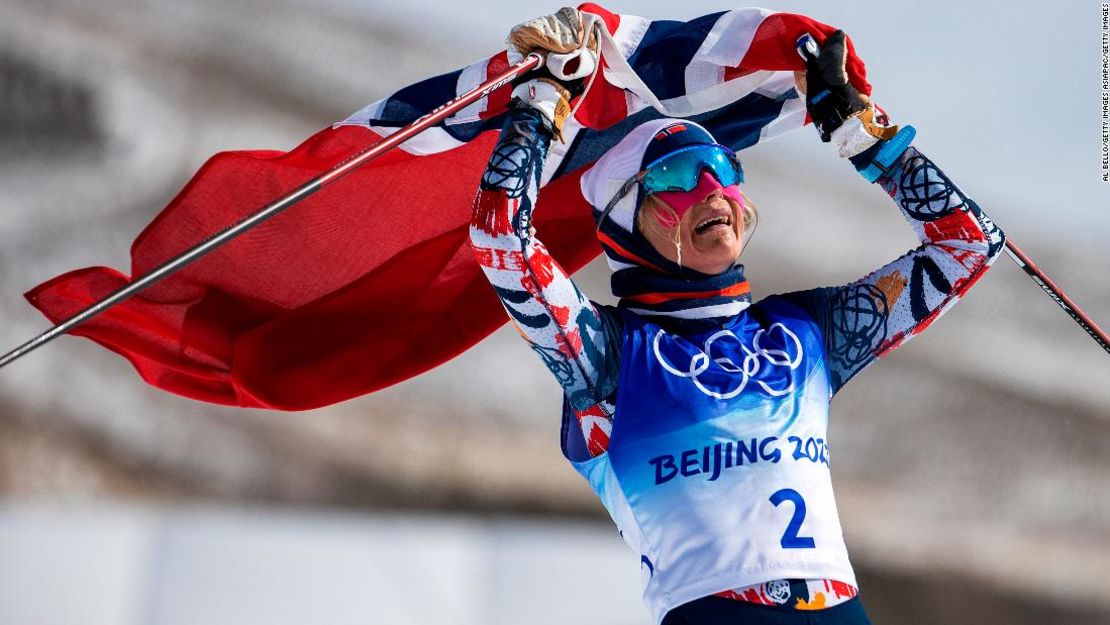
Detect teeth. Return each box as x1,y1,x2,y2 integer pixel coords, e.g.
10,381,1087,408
695,215,730,233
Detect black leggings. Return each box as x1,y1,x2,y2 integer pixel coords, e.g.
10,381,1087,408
662,596,873,625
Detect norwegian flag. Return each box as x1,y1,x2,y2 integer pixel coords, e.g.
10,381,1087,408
25,3,871,410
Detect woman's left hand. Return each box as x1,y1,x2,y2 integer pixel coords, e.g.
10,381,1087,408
795,30,900,157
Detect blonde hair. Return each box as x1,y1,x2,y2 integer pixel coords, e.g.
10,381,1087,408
635,189,759,268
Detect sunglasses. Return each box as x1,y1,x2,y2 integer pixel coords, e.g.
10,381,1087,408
596,144,745,230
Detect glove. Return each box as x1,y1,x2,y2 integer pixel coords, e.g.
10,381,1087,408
505,7,599,142
795,30,899,158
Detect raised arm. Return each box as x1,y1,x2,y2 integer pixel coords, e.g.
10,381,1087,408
781,30,1004,394
468,10,619,452
783,141,1005,394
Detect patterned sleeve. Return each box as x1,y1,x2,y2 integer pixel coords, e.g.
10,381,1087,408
469,104,621,452
782,143,1006,396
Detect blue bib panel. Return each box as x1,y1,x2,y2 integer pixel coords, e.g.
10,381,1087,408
561,296,857,623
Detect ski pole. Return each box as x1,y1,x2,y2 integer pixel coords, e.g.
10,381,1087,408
0,53,544,371
1003,238,1110,355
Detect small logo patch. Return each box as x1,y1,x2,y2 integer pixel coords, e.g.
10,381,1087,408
653,124,688,141
764,579,791,604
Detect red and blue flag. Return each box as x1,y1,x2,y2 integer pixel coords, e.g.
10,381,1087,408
25,4,871,409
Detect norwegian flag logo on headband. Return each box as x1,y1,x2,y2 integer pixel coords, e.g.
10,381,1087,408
654,124,688,140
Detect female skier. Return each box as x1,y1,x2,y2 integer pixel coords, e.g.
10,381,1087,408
469,9,1005,624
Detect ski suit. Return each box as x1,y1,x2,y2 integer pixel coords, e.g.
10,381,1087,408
469,105,1005,624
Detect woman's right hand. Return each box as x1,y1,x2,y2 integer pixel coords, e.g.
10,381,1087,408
505,7,599,141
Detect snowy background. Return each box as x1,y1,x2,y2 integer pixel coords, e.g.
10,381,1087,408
0,0,1108,624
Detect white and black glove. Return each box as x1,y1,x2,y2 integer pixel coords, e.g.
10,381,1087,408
506,7,599,142
795,30,899,158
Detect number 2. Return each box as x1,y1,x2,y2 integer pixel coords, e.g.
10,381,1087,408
769,488,816,549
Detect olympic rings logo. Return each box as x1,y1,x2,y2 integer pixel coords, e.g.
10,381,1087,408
651,324,804,400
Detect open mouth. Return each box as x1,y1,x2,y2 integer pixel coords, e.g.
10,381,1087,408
694,213,732,235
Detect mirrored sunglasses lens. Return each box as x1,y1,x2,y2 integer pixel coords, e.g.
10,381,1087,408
643,146,742,193
703,148,742,186
644,154,697,192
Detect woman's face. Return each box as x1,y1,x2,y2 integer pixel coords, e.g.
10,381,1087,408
638,186,745,275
